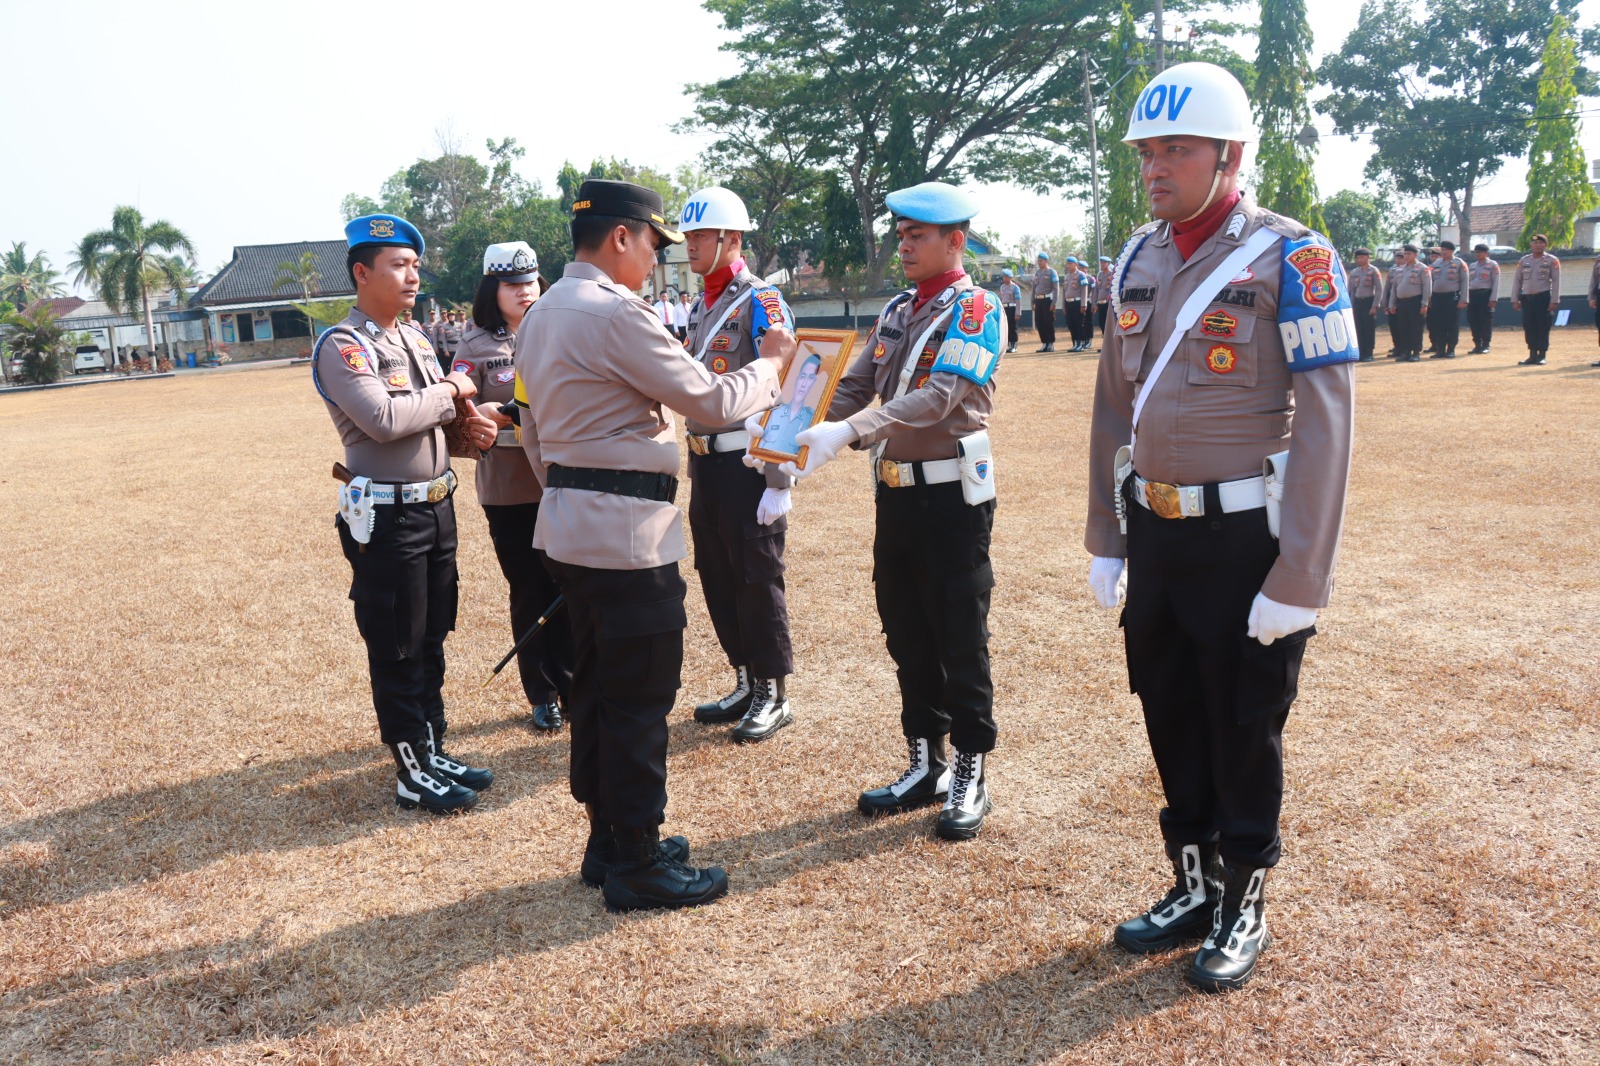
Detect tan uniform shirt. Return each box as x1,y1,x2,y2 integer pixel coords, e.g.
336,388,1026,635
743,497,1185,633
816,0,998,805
1512,253,1560,299
314,307,455,484
827,274,998,462
1347,263,1383,301
455,323,540,506
1096,267,1114,303
514,260,781,571
998,280,1022,307
1468,259,1501,298
1061,269,1089,307
1031,268,1057,303
1432,255,1468,303
1086,198,1356,608
1387,261,1432,309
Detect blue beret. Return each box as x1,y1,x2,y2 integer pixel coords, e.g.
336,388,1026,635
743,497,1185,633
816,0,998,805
1065,256,1080,264
1001,268,1014,277
884,181,978,225
1099,255,1113,262
346,214,425,257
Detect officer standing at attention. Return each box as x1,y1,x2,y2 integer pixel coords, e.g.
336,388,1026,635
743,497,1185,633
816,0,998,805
998,269,1022,353
314,214,500,813
514,180,794,911
1466,244,1501,354
1512,235,1560,365
762,180,1004,842
1096,255,1115,336
1428,240,1468,359
1062,256,1087,351
676,186,798,743
1347,248,1383,362
1032,253,1059,351
1085,63,1356,992
1386,245,1431,362
454,241,572,733
1384,254,1404,356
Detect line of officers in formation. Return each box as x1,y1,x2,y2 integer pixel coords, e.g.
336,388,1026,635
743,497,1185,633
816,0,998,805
313,60,1449,995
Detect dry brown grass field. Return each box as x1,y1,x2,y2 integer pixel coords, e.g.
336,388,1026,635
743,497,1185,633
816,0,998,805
2,326,1598,1065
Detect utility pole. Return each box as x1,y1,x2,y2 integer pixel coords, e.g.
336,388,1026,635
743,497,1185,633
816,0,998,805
1153,0,1166,72
1082,52,1103,262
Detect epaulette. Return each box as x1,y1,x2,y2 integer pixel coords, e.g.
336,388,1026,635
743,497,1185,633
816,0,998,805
1258,211,1313,241
880,289,915,317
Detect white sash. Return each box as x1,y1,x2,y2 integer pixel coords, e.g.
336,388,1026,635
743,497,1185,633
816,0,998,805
692,284,758,363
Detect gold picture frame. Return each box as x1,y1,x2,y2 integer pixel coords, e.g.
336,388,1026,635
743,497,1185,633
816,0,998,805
749,328,858,466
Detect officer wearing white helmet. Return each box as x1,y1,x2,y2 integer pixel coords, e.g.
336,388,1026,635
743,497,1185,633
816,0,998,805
677,186,800,742
1084,62,1357,992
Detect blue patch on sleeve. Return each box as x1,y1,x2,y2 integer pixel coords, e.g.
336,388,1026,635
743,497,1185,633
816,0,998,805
1278,233,1360,372
747,286,791,341
929,289,1003,386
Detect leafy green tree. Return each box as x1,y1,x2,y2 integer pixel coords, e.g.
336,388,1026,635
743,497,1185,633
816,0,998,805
1,242,65,309
1253,0,1324,231
340,170,413,223
1521,16,1599,249
1318,0,1596,251
3,304,67,384
1321,188,1387,254
818,173,866,290
70,206,195,372
293,298,357,332
275,250,323,337
1101,3,1151,251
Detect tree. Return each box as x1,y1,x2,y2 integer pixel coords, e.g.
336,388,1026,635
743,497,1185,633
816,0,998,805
691,0,1115,291
1101,3,1151,251
2,242,65,309
3,304,67,384
71,206,195,372
1253,0,1324,232
274,250,323,336
1522,16,1599,249
1321,188,1387,254
1318,0,1596,251
293,298,357,334
341,169,413,222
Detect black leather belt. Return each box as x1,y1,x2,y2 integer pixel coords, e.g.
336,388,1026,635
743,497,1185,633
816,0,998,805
546,463,678,503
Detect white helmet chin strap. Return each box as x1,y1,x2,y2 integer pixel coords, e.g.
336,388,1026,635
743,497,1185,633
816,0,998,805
1175,141,1230,225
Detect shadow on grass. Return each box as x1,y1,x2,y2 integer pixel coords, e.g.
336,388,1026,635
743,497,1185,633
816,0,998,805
0,807,939,1060
0,714,732,919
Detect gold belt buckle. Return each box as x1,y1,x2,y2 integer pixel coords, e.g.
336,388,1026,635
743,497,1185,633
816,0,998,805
877,459,904,488
426,476,450,503
687,434,709,456
1143,480,1183,519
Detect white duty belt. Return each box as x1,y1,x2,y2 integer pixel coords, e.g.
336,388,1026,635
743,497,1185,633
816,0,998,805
366,469,458,504
686,429,749,456
1132,473,1265,519
875,457,960,489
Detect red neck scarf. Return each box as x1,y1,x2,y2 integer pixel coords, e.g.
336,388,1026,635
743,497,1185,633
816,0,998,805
702,257,746,307
1172,190,1243,261
914,268,968,311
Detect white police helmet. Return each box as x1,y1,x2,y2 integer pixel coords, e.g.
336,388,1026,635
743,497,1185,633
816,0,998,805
680,186,755,233
1121,62,1256,145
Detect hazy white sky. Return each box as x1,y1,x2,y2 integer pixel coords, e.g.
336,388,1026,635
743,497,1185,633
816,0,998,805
3,0,1597,292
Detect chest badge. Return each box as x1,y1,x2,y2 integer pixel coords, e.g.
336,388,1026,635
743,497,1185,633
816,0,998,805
387,371,410,388
710,335,732,351
453,360,473,374
710,354,730,374
1206,345,1237,374
494,368,516,384
1117,308,1140,331
1200,310,1238,338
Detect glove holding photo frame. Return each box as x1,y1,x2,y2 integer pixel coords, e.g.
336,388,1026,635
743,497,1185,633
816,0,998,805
748,329,858,467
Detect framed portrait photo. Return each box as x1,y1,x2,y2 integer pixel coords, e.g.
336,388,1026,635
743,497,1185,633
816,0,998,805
750,328,858,466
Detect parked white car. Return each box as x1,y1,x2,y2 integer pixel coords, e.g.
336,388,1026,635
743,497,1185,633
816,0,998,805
72,346,108,374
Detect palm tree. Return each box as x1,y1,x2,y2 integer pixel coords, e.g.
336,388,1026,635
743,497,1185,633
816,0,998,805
274,250,322,336
1,242,65,309
71,206,195,372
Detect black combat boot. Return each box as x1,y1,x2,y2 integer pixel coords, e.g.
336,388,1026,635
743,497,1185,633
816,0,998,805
424,720,493,791
858,736,950,815
1114,842,1222,953
731,676,793,743
694,665,752,723
601,826,729,912
530,699,563,731
390,737,478,813
935,749,991,840
578,804,690,887
1188,862,1271,992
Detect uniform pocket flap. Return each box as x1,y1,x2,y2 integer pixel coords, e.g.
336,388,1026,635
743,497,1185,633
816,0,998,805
601,596,688,640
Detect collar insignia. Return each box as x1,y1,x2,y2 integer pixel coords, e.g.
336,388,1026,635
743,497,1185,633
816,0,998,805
1224,213,1246,240
363,319,382,338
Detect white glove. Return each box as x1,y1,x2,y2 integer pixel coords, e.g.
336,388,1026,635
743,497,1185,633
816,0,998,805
742,412,769,472
756,487,792,526
779,420,858,479
1246,592,1318,645
1088,556,1126,609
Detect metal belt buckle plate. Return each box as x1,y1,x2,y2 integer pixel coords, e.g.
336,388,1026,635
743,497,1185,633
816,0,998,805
427,476,450,503
687,434,710,456
877,460,905,488
1144,480,1183,519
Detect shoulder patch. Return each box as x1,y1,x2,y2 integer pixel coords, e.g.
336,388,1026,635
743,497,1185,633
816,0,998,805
453,360,474,374
1278,233,1359,372
929,289,1003,386
749,286,790,336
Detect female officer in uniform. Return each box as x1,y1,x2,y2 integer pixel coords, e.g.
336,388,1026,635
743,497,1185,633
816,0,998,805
459,242,572,732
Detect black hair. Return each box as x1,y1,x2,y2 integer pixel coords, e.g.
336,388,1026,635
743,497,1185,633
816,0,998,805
938,220,972,239
1473,243,1490,252
1354,247,1372,257
471,274,507,333
346,244,389,287
571,214,652,253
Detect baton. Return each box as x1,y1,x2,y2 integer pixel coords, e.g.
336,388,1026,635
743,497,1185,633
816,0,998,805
481,594,566,687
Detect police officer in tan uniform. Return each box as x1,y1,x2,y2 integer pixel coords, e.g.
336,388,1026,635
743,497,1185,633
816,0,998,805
1467,244,1501,354
455,241,572,733
1386,245,1432,362
1512,235,1561,365
514,180,794,911
1347,248,1383,361
1096,255,1115,336
998,269,1022,353
314,214,500,813
1428,240,1468,358
1031,253,1058,351
1062,256,1089,351
763,181,1004,842
675,187,798,743
1087,64,1356,992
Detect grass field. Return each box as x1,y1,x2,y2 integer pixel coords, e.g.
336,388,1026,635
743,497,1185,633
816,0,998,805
2,326,1598,1065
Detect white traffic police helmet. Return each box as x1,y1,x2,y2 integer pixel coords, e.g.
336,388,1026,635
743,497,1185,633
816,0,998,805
1121,62,1256,145
680,186,755,233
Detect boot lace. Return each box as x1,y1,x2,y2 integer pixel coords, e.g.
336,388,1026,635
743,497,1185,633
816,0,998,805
890,737,925,790
740,679,774,724
948,750,978,808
